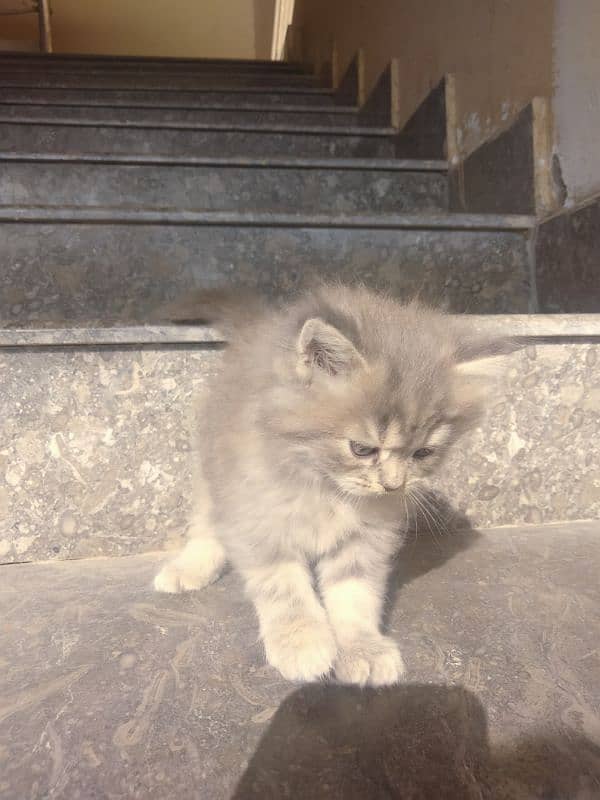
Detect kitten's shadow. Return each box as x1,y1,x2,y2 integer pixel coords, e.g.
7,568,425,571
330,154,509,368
232,683,600,799
382,489,480,628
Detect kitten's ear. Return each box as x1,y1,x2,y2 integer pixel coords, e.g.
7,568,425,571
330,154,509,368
452,338,514,414
297,318,365,380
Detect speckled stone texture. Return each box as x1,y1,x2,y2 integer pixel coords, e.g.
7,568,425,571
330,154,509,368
1,341,598,565
1,522,599,799
0,161,448,214
0,347,221,564
0,120,394,158
0,222,530,326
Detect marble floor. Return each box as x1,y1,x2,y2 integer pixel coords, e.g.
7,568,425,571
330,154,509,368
1,521,599,799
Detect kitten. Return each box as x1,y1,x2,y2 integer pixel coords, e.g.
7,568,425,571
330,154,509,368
154,284,509,685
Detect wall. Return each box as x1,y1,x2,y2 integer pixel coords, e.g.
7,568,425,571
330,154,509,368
0,0,276,58
553,0,600,205
293,0,554,158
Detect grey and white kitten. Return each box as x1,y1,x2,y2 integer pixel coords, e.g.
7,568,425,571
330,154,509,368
155,284,507,686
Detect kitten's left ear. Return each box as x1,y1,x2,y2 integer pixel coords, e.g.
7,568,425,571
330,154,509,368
452,337,515,411
297,318,365,381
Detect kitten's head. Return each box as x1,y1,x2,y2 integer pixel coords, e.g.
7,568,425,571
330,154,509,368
265,288,509,498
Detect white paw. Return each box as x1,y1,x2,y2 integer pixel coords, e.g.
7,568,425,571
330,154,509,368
153,562,207,593
334,635,406,687
264,619,337,683
154,538,226,594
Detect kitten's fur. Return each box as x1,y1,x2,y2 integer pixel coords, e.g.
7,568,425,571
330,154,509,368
155,285,508,685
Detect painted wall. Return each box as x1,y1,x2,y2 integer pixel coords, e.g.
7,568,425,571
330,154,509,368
553,0,600,205
0,0,276,58
293,0,554,158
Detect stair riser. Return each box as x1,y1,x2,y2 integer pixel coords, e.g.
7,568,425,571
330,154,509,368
0,72,320,90
0,61,305,75
0,122,394,158
1,340,597,563
0,222,530,326
0,163,448,214
0,87,338,107
0,103,360,126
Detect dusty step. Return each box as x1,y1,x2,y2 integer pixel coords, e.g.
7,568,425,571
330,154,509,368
0,207,533,326
0,53,305,71
0,101,361,127
1,523,599,800
0,118,396,158
0,70,322,90
0,312,598,564
0,85,339,108
0,154,448,214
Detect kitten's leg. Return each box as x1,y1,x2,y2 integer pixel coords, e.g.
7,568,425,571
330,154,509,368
154,511,227,593
242,560,337,682
317,531,405,687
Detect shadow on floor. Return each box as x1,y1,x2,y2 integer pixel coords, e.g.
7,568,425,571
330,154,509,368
232,683,600,799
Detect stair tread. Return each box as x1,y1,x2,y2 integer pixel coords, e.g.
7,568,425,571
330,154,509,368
0,204,535,229
0,100,358,113
1,521,598,798
0,115,392,135
2,314,599,346
0,151,447,171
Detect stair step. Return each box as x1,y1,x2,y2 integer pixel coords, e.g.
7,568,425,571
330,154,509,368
0,155,448,214
0,86,339,107
0,318,597,563
0,101,361,127
0,71,322,90
0,53,305,70
0,207,533,326
0,118,396,158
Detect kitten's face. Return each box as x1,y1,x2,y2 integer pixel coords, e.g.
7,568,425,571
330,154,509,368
279,314,495,498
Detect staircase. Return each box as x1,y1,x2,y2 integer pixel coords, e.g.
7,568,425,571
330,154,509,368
1,53,599,799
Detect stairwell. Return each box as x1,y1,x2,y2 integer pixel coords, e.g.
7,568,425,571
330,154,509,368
0,53,599,799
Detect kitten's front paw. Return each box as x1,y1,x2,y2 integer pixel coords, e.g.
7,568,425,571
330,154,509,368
264,620,337,683
335,635,406,687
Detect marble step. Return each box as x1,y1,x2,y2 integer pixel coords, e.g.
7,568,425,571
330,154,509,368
0,118,396,158
0,316,598,564
0,86,339,108
0,208,533,327
0,53,306,72
0,154,448,214
1,522,599,799
0,101,361,127
0,70,322,90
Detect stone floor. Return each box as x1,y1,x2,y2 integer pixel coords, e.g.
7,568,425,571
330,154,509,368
1,521,599,799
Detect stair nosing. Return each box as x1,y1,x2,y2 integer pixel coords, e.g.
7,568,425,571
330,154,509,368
0,205,535,230
0,84,334,96
0,99,359,114
0,116,393,136
2,315,600,348
0,151,447,172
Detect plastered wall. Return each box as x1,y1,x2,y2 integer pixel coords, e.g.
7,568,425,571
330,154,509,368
0,0,275,59
293,0,554,159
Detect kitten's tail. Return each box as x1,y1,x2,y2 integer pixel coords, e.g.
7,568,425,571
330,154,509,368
158,288,267,338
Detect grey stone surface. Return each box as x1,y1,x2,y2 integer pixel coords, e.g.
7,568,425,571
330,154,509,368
0,219,531,326
1,340,598,564
0,101,361,126
0,119,395,158
0,347,221,564
1,522,600,799
449,104,535,215
0,160,448,214
0,71,321,90
0,86,340,108
536,195,600,313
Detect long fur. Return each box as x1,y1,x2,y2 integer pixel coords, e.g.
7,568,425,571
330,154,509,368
155,284,511,685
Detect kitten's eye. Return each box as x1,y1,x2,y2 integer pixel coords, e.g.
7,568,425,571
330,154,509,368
350,441,379,458
413,447,434,460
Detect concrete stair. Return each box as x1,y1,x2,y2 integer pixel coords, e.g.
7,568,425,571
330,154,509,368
1,51,599,799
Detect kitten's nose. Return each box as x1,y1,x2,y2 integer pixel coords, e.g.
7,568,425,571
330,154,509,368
382,482,402,493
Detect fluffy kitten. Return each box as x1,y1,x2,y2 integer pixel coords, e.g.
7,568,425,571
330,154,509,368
154,285,508,685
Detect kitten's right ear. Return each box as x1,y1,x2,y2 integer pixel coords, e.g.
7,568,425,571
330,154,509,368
297,318,365,381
